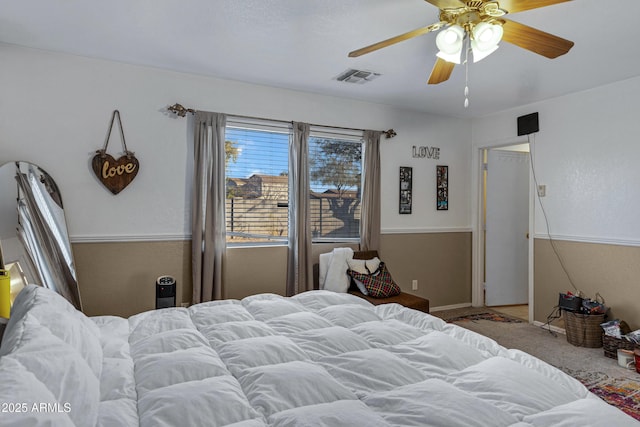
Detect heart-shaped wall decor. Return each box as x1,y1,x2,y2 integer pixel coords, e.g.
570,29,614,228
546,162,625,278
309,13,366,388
91,152,140,195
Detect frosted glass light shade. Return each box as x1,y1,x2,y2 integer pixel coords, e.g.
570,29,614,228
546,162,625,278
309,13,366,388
436,25,465,64
471,43,499,62
471,22,503,63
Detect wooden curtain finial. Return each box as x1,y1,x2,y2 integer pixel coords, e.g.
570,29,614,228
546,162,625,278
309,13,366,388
168,103,195,117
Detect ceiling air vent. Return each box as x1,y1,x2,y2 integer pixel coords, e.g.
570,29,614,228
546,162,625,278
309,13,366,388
335,69,381,84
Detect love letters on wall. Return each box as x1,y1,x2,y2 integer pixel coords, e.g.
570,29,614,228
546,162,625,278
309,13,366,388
91,110,140,195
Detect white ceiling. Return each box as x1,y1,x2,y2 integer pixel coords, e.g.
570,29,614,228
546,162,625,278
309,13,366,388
2,0,639,118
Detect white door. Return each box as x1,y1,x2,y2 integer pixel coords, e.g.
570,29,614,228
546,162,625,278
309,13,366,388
485,149,529,306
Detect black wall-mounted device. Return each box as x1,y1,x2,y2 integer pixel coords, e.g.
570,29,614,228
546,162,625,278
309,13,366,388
156,275,176,309
517,112,539,136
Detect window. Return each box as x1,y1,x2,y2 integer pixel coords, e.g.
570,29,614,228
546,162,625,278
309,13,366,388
225,119,362,245
225,120,290,244
308,132,362,242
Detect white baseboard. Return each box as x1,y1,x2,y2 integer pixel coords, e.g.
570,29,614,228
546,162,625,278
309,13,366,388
533,320,566,335
430,302,472,312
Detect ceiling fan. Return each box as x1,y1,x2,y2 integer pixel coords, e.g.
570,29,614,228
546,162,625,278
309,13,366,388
348,0,574,85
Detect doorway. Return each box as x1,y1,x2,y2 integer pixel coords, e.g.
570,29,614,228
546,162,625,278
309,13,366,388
481,144,532,321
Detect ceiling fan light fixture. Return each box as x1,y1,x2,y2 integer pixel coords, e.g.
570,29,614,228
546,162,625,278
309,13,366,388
436,25,465,64
471,22,503,63
473,22,503,45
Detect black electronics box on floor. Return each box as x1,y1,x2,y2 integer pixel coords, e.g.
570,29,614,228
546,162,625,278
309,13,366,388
156,275,176,309
558,293,582,313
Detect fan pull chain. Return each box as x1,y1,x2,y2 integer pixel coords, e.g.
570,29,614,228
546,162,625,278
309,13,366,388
464,36,470,108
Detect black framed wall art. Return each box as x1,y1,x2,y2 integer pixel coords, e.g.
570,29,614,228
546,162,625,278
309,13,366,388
436,165,448,211
399,166,412,214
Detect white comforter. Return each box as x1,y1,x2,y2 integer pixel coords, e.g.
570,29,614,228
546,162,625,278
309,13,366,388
0,285,637,426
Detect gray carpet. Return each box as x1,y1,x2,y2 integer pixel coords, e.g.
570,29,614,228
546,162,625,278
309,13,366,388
433,307,634,378
432,308,640,421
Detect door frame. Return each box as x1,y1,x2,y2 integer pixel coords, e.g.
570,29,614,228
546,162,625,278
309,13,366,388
471,138,535,323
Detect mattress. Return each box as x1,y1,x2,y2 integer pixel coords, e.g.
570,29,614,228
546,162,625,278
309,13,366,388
0,285,637,426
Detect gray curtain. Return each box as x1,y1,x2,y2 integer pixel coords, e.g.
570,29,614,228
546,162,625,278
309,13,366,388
360,130,382,251
192,111,227,303
286,122,313,296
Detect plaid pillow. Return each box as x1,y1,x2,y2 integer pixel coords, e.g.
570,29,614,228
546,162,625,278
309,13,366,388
347,262,401,298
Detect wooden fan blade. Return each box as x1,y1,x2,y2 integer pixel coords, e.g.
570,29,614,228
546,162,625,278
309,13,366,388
428,58,456,85
348,23,444,57
498,0,572,14
501,19,574,59
423,0,465,9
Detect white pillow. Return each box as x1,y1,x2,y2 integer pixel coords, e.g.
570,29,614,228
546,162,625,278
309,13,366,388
365,257,381,273
4,285,103,379
6,316,100,427
347,259,368,274
347,257,381,274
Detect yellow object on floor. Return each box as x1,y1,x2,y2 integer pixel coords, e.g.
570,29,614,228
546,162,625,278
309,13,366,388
0,270,10,318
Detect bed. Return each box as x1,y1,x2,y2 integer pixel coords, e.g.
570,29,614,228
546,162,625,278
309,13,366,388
0,285,637,426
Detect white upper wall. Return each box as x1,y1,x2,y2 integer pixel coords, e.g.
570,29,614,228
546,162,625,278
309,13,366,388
472,76,640,245
0,43,472,240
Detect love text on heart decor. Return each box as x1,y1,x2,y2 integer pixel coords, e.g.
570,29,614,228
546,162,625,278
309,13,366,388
92,110,140,195
91,152,139,195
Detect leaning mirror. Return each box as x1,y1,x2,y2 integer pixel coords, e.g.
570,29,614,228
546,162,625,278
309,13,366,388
0,161,82,310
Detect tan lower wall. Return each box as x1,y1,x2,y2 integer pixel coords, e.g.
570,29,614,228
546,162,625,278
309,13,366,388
73,240,192,318
74,233,472,317
379,232,472,307
223,245,288,300
222,242,361,299
534,238,640,329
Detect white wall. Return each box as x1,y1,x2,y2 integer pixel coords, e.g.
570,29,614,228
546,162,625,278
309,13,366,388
472,76,640,245
381,113,471,233
0,43,472,241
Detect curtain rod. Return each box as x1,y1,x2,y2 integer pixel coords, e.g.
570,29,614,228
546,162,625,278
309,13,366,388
167,103,397,139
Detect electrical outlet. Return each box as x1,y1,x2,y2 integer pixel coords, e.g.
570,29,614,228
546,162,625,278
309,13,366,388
537,185,546,197
180,302,190,308
411,280,418,291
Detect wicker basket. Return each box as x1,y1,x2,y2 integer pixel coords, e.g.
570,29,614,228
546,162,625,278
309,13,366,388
603,335,636,358
564,311,606,348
